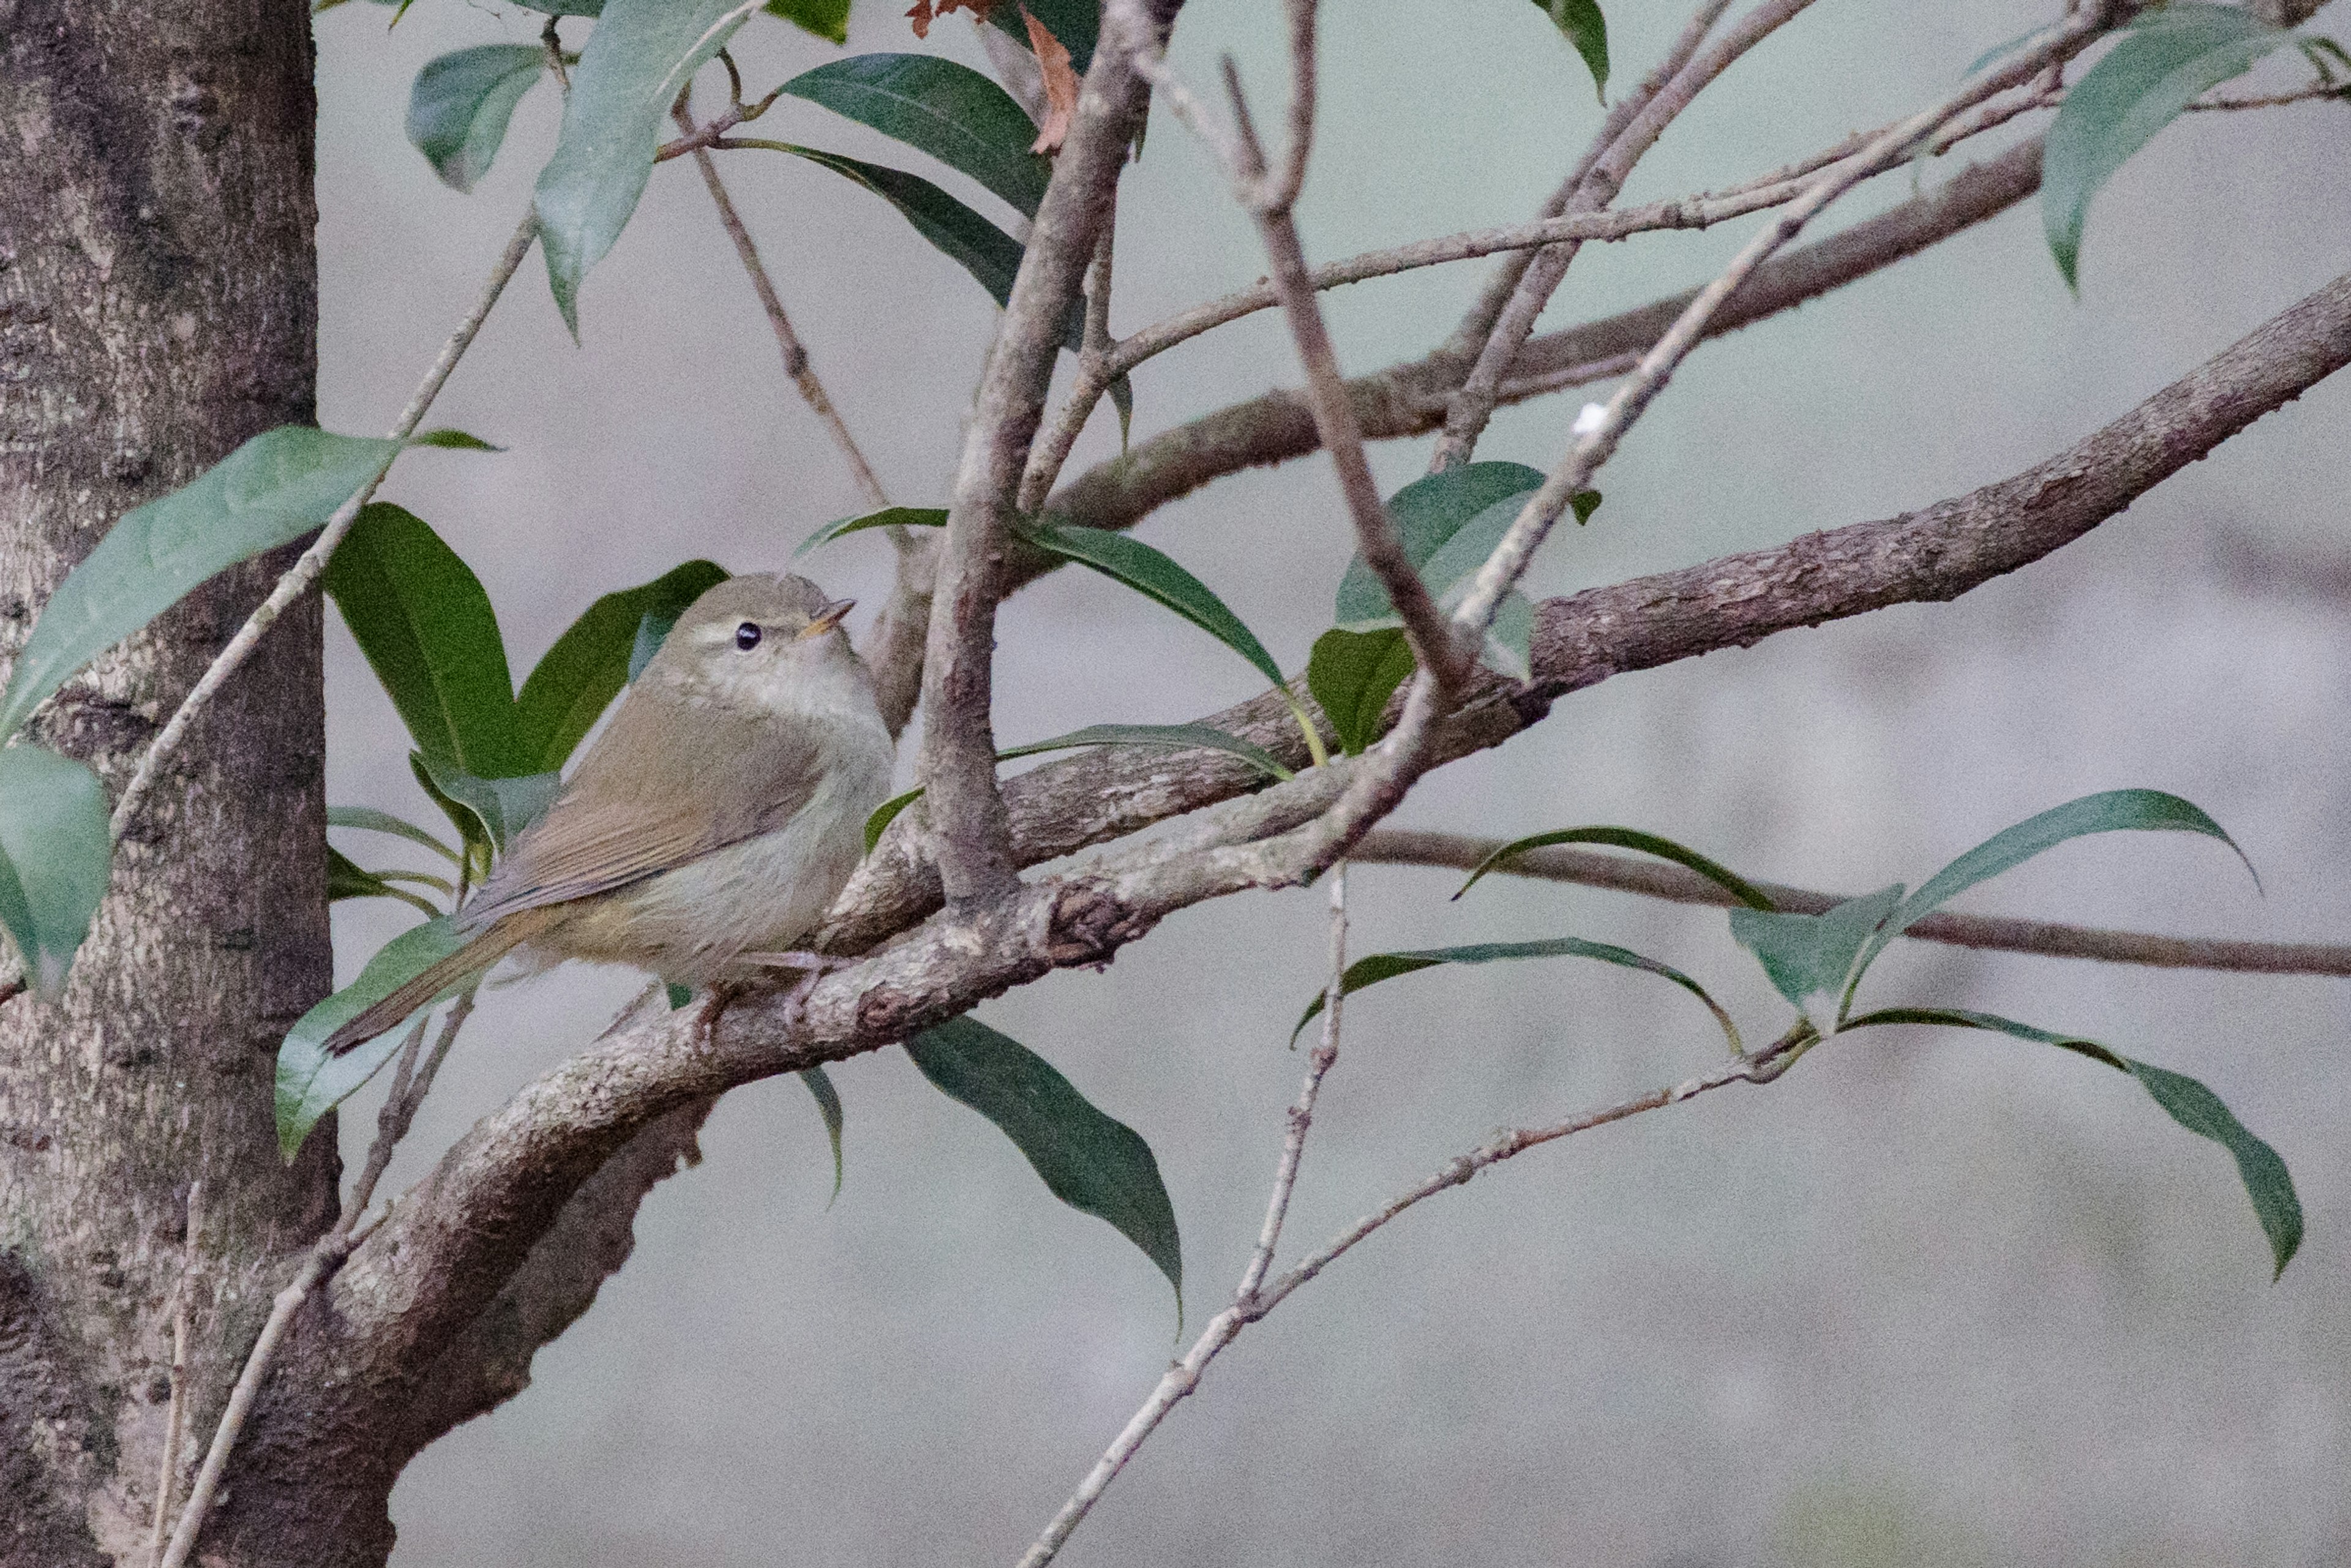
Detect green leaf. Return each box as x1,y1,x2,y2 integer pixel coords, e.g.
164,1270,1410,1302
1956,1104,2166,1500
328,847,441,917
406,428,506,452
863,786,924,852
1855,789,2254,996
323,503,525,778
1108,373,1134,454
1963,21,2059,80
795,506,948,557
765,0,850,43
509,0,604,15
1842,1007,2302,1278
1453,825,1777,909
1020,521,1285,689
906,1014,1182,1300
0,745,111,1002
1532,0,1608,103
781,54,1051,218
2042,4,2293,288
801,1065,846,1201
407,45,547,192
328,805,462,865
533,0,759,332
768,143,1030,310
0,427,402,744
1305,627,1414,756
1291,936,1738,1054
667,980,695,1009
277,916,472,1157
997,722,1292,781
411,751,491,873
514,560,729,771
1331,461,1559,680
988,0,1098,73
1727,883,1905,1029
413,757,563,854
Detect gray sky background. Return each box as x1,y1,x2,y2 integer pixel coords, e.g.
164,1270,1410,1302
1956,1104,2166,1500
307,1,2351,1562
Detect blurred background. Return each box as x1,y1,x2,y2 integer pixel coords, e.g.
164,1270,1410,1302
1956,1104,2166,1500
309,0,2351,1562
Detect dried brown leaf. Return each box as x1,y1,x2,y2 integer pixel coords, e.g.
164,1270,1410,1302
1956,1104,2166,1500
1023,4,1078,154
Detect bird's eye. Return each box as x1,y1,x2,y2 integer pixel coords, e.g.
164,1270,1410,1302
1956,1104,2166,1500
734,622,762,651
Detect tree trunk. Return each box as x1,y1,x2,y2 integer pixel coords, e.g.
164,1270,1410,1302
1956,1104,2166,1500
0,0,342,1561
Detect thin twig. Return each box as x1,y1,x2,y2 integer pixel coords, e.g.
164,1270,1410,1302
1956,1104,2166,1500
1242,861,1346,1297
1014,1015,1808,1568
155,987,477,1568
677,105,890,511
110,211,539,842
1353,829,2351,977
2186,80,2351,110
540,15,569,92
653,81,787,163
144,1180,201,1568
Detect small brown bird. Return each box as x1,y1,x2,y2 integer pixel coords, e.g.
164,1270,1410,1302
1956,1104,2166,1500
327,572,894,1054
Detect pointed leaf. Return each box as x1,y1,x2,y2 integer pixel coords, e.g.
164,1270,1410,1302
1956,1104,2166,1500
1532,0,1608,103
533,0,759,331
996,722,1291,781
986,0,1098,73
1291,936,1738,1053
772,143,1029,309
1858,789,2254,989
328,805,461,865
796,506,948,557
323,503,525,778
1455,825,1776,909
2042,4,2292,288
515,560,729,771
411,750,491,871
1020,521,1284,689
781,54,1051,218
906,1015,1182,1300
1307,627,1414,756
277,916,471,1157
407,45,547,192
0,427,401,743
801,1065,846,1201
414,757,563,854
1843,1007,2301,1278
765,0,850,43
407,428,506,452
1728,883,1905,1027
864,786,924,852
1333,461,1543,625
1108,372,1134,454
0,745,111,1002
328,847,441,917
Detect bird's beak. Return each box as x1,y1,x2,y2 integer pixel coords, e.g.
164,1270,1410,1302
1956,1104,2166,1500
798,598,855,639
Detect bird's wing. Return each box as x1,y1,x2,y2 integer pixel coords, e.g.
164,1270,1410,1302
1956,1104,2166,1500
461,691,827,927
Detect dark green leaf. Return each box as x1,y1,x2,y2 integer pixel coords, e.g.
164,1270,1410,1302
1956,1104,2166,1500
1856,790,2254,995
0,427,401,743
1843,1007,2302,1278
769,143,1029,308
533,0,759,332
1305,627,1414,756
667,980,695,1009
510,0,604,15
277,916,471,1157
765,0,850,43
997,722,1292,781
1728,883,1905,1027
906,1015,1181,1300
801,1065,846,1200
863,786,924,852
1292,935,1738,1052
1532,0,1608,102
795,506,948,557
407,427,506,451
407,45,546,192
781,54,1051,217
1332,461,1552,679
328,847,441,917
328,805,462,865
1021,521,1285,688
2042,4,2292,288
411,751,491,873
414,757,563,854
988,0,1098,74
1454,825,1776,909
514,560,728,771
323,503,525,778
0,745,111,1002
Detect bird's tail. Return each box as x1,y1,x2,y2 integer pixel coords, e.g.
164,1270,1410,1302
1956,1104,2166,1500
322,907,559,1056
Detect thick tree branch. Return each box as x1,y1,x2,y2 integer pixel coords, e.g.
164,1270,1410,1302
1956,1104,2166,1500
920,0,1179,902
1354,830,2351,977
1034,135,2047,563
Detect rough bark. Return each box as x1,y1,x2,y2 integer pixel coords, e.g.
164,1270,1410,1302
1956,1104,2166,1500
0,0,339,1559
